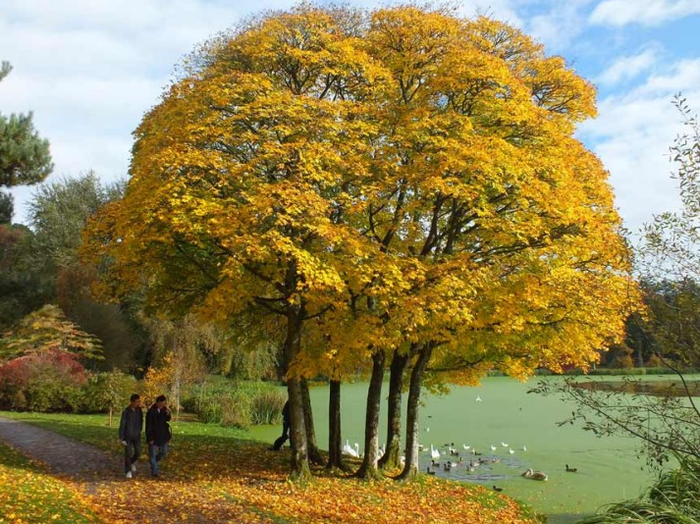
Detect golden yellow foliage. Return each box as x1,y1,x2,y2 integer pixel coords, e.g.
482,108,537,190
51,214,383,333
82,4,638,393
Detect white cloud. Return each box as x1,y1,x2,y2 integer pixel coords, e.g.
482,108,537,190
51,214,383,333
457,0,524,27
526,0,595,51
579,58,700,233
2,0,698,240
596,45,660,86
1,0,526,224
0,0,252,224
590,0,700,27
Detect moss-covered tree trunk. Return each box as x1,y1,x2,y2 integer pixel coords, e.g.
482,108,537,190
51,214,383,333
301,377,325,466
355,350,386,479
285,307,310,480
327,379,345,470
379,349,409,469
397,343,433,480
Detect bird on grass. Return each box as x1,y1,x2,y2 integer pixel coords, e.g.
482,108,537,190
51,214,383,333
566,464,578,472
493,485,503,492
343,439,360,458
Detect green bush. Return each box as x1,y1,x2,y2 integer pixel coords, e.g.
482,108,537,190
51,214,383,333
80,371,137,414
24,376,84,412
250,389,286,425
194,389,251,428
185,379,286,428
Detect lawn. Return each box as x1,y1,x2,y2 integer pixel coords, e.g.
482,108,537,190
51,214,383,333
0,411,538,523
0,441,97,524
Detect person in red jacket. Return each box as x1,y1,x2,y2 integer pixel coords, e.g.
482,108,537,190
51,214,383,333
145,395,171,477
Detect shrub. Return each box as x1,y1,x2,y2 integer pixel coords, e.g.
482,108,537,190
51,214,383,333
0,348,87,412
185,379,286,428
250,389,286,425
81,371,137,414
645,353,664,368
194,389,249,428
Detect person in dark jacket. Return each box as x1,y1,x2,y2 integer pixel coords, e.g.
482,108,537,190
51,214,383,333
145,394,171,477
270,400,290,451
119,393,143,478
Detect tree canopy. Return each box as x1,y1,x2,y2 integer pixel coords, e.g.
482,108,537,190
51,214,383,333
84,4,637,479
0,61,53,190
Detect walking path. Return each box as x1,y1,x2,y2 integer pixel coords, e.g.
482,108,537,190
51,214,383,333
0,416,269,523
0,416,114,476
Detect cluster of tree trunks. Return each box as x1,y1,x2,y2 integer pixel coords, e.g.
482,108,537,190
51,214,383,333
283,326,434,481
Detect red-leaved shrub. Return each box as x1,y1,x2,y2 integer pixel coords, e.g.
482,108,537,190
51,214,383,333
0,348,87,411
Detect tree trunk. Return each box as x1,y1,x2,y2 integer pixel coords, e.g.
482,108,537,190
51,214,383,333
397,343,433,480
284,309,310,480
379,350,409,469
636,345,644,368
355,350,386,479
327,379,345,470
301,377,325,466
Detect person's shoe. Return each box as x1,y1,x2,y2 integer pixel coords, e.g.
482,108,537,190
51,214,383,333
131,463,137,473
126,471,132,479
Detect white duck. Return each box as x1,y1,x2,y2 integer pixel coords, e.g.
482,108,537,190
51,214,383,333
343,439,360,458
430,444,441,461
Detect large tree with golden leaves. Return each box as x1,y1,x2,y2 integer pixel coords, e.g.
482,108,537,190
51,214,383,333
84,5,637,480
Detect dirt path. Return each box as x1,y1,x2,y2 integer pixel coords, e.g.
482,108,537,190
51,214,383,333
0,416,114,476
0,416,271,523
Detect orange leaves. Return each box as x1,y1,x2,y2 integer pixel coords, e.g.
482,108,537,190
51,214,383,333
79,4,640,391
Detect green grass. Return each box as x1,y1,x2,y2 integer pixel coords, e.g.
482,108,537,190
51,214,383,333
0,410,537,524
0,441,97,523
4,374,684,523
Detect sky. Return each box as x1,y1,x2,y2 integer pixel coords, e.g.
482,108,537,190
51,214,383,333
2,0,699,236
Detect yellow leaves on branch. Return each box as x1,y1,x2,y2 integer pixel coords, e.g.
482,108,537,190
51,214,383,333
82,4,639,382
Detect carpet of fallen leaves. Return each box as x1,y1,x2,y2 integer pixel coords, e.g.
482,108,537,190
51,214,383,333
0,414,538,523
71,442,535,524
0,442,97,524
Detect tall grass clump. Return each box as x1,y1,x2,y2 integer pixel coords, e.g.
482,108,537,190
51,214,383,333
185,379,286,428
250,389,286,425
579,457,700,523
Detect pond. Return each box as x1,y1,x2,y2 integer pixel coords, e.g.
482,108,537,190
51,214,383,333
247,375,680,523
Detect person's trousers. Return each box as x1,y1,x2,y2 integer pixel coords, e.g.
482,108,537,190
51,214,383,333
273,422,290,450
124,438,141,473
148,442,169,476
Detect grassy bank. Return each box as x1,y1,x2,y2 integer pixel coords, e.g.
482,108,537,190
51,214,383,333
0,411,539,523
571,379,700,397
